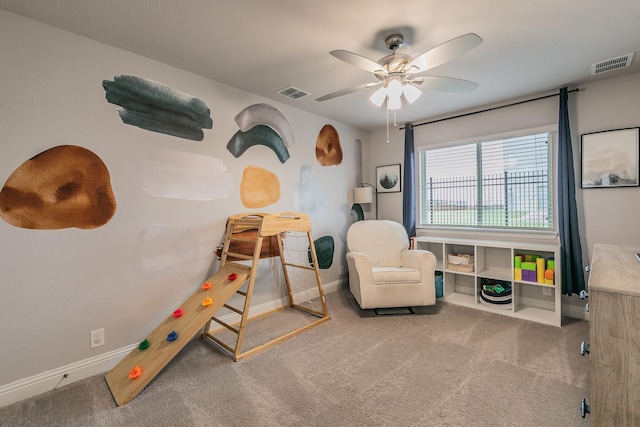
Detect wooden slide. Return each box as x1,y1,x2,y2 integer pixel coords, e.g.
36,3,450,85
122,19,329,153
105,263,250,406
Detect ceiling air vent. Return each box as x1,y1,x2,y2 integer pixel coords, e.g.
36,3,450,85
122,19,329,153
276,86,310,100
591,53,634,75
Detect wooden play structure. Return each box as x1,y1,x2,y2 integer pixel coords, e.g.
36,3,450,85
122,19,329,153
105,212,330,406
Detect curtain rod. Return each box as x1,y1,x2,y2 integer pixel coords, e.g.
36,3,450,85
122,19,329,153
400,88,580,130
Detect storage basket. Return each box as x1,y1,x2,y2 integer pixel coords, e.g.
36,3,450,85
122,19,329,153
447,253,474,265
447,253,474,272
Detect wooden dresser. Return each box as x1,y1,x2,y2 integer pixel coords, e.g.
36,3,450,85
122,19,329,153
587,244,640,425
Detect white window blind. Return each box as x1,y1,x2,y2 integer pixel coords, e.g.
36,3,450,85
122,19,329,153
417,133,552,229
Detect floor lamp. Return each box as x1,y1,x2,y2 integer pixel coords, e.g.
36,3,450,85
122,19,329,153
353,183,378,220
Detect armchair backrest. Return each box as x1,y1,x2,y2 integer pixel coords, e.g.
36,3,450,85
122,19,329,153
346,220,410,267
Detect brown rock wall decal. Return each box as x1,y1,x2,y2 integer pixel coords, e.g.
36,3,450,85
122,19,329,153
0,145,116,229
315,124,343,166
240,165,280,208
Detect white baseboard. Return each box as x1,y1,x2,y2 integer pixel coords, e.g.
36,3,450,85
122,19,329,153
0,344,136,408
0,279,345,409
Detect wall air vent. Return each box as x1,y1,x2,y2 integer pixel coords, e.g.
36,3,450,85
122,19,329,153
276,86,310,100
591,53,634,75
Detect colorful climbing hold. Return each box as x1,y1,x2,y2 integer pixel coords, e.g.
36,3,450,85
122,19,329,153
128,365,142,379
172,308,183,318
138,339,150,350
228,272,237,281
202,296,213,307
202,281,212,290
167,330,178,341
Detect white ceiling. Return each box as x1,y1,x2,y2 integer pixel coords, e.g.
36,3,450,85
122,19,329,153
2,0,640,131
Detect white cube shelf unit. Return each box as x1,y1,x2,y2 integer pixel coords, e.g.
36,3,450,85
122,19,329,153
415,236,561,327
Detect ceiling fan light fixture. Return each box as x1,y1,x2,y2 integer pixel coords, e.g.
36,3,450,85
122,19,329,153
369,86,387,107
386,78,403,100
402,83,422,103
387,92,402,110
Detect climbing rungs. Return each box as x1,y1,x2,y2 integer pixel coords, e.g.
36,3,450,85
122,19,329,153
223,303,243,315
228,236,259,243
104,263,251,406
225,252,254,260
205,334,235,354
236,290,247,297
282,261,315,271
209,316,239,334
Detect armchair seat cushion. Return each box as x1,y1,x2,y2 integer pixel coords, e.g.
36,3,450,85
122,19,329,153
372,267,421,285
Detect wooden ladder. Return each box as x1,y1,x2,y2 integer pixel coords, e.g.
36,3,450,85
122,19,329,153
203,212,329,361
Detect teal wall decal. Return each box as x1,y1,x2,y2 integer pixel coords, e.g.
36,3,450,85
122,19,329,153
102,75,213,141
351,203,364,222
227,125,290,163
308,235,334,269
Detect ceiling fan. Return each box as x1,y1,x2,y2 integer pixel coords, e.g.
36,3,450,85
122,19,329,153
316,32,483,110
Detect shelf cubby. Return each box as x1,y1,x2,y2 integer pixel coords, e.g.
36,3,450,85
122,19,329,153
415,236,561,327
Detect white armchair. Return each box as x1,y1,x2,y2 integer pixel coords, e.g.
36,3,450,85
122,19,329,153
346,220,437,309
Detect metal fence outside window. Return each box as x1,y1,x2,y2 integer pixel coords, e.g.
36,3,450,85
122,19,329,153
421,170,550,228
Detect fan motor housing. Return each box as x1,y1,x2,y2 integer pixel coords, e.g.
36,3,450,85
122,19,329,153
385,33,404,50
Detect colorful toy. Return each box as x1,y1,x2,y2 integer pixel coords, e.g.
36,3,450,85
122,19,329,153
128,365,142,379
138,339,149,350
105,213,330,407
537,257,546,283
520,261,537,282
514,268,522,281
172,308,183,318
545,268,554,285
166,330,178,341
227,272,238,281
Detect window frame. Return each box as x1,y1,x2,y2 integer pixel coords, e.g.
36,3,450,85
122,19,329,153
415,126,559,238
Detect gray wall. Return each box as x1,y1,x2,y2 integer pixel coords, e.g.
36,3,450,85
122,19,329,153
0,10,364,388
366,71,640,304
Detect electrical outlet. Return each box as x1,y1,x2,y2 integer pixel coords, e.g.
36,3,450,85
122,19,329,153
542,287,552,296
90,328,105,349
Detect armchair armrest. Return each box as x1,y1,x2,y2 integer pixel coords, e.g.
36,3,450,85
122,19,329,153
401,249,437,281
346,251,374,307
401,249,437,304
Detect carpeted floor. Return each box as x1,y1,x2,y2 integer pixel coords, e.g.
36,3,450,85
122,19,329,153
0,286,591,426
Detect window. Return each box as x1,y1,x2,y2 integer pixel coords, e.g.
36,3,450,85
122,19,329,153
417,132,553,230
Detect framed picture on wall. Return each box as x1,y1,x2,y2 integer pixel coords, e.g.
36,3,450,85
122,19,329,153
581,127,639,188
376,164,401,193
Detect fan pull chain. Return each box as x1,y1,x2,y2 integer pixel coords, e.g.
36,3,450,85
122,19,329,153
386,105,390,144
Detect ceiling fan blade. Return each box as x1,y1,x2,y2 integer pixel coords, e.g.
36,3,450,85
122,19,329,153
315,82,382,102
407,33,483,74
330,50,386,74
412,76,479,93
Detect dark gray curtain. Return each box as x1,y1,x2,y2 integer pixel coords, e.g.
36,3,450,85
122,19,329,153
403,123,416,237
557,87,585,296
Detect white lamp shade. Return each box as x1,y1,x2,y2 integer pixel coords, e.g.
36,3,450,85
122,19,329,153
369,86,387,107
387,78,402,99
353,186,373,204
403,83,422,103
387,92,402,110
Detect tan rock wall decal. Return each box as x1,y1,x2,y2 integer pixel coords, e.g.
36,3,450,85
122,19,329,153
0,145,116,229
315,124,343,166
240,165,280,208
